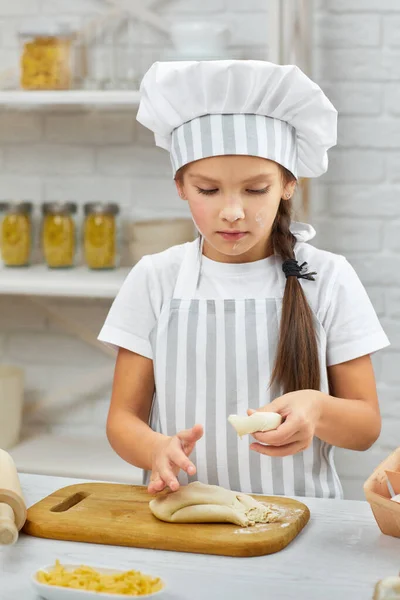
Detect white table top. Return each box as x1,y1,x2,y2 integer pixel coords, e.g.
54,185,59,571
1,473,400,600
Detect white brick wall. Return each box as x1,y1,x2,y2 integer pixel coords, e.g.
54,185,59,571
0,0,40,16
44,114,136,145
326,185,400,217
321,149,385,182
313,1,400,497
338,117,400,148
5,144,96,175
0,0,398,499
387,291,400,317
386,83,400,114
0,114,43,143
321,82,383,115
316,49,400,81
315,14,381,48
326,0,400,11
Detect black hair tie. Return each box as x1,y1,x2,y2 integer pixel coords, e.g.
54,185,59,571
282,259,317,281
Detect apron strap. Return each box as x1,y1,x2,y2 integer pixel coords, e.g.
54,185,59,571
173,237,203,299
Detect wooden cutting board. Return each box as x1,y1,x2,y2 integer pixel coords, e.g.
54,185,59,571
23,483,310,557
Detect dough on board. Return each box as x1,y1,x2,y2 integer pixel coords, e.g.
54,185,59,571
149,481,279,527
228,412,282,438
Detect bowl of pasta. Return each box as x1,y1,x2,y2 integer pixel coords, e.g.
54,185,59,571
32,560,166,599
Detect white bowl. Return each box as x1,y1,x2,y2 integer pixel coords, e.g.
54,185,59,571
31,564,166,600
169,20,230,53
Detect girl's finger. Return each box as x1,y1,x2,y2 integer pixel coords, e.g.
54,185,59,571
158,461,180,491
147,475,166,495
170,447,197,475
177,424,204,445
250,440,307,457
148,481,166,495
252,418,300,446
252,431,302,447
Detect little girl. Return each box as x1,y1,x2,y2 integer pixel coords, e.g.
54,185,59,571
99,60,389,499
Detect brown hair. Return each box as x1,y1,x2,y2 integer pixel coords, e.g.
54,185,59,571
271,166,320,393
175,163,320,394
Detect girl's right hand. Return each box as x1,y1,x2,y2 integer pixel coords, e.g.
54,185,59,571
148,424,203,495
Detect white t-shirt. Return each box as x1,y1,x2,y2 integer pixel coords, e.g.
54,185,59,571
98,222,389,366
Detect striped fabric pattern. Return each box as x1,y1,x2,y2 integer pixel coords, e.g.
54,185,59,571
147,296,343,498
144,240,343,499
170,113,298,177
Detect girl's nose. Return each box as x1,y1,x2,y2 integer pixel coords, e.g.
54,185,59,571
220,204,245,222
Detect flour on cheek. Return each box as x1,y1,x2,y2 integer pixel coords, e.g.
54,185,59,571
255,210,267,229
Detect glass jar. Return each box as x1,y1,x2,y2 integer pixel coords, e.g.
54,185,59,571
18,19,75,90
42,202,77,268
0,202,32,267
83,203,119,270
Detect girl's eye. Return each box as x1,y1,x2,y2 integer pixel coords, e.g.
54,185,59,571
196,187,218,195
195,186,270,196
247,187,270,195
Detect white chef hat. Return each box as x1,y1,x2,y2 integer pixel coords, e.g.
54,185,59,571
136,60,337,179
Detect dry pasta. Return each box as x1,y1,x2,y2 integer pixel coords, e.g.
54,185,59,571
36,560,164,596
1,213,31,266
21,38,72,90
42,213,75,268
84,212,116,269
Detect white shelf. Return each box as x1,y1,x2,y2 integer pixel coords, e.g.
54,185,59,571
0,90,141,111
9,433,143,484
0,264,130,298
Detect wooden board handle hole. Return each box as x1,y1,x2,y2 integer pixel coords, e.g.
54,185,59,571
51,492,89,513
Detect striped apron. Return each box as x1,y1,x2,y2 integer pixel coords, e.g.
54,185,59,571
147,240,343,499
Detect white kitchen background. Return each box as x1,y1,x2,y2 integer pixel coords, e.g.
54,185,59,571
0,0,398,499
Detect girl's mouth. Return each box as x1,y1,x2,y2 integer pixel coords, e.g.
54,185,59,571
217,231,248,241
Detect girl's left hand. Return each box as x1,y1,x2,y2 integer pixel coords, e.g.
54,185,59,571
248,390,322,457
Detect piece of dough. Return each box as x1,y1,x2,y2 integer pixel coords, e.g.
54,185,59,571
228,412,282,438
149,481,279,527
373,577,400,600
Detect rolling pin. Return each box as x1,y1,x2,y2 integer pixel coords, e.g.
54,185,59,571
0,449,27,545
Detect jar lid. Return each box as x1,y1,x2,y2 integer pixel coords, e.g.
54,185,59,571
19,18,75,38
1,201,33,214
42,202,77,215
84,203,120,216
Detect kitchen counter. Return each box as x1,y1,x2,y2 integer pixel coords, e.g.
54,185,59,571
1,474,400,600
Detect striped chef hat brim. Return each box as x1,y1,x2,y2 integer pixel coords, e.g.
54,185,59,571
137,60,337,179
170,113,298,178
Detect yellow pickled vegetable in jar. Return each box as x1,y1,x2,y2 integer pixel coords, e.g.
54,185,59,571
42,202,77,268
0,202,32,267
83,203,119,270
19,20,74,90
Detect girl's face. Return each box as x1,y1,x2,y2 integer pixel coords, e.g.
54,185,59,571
175,155,296,263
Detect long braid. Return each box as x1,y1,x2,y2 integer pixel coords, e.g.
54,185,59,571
270,199,320,393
